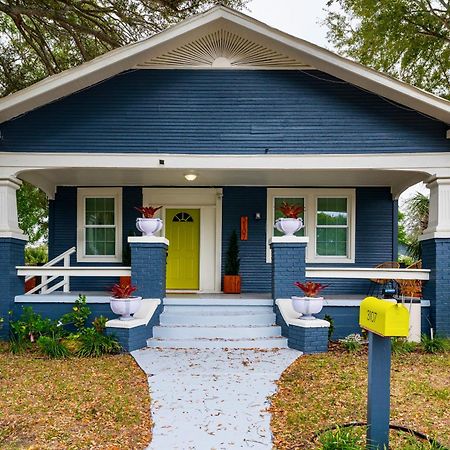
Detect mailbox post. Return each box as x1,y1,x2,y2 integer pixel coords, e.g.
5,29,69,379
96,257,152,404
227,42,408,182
359,297,409,450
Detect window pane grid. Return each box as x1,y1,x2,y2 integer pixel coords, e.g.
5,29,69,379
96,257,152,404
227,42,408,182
84,197,116,257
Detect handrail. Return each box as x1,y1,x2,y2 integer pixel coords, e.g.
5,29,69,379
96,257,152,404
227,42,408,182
305,267,430,281
23,246,76,294
18,266,131,277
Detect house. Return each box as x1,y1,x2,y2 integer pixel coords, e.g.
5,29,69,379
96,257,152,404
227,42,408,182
0,6,449,352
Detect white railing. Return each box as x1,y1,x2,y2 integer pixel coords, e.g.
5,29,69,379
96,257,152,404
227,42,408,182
305,267,430,281
18,246,131,295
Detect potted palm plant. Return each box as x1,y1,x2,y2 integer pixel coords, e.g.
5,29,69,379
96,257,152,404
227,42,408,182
292,281,329,320
135,205,163,236
109,284,142,321
223,230,241,294
275,202,304,236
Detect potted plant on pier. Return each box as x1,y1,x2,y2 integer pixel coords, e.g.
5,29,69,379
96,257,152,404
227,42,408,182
109,284,142,321
223,230,241,294
135,205,163,236
275,202,304,236
292,281,329,320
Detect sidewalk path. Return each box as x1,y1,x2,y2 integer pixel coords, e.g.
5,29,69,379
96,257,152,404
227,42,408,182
132,347,300,449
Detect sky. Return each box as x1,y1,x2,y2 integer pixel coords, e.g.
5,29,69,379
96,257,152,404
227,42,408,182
246,0,333,48
246,0,428,203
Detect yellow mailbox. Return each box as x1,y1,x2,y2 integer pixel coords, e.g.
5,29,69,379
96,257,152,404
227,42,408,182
359,297,409,337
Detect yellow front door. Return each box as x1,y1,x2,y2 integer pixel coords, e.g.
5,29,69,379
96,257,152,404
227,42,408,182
165,209,200,290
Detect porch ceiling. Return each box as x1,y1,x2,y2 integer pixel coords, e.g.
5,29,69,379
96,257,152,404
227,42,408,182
18,167,427,199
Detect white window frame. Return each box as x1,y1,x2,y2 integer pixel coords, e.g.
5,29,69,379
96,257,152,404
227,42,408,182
77,187,123,263
266,188,356,264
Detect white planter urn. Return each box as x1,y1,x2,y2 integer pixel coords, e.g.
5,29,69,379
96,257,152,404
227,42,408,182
275,218,304,236
110,296,142,321
291,296,324,320
136,218,163,236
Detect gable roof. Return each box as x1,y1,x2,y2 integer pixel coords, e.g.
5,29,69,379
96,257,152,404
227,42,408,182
0,5,449,125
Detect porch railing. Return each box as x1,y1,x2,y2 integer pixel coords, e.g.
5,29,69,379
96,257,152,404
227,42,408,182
305,267,430,281
18,246,131,295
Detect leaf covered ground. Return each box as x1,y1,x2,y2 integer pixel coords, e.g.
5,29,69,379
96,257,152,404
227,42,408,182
0,343,151,449
270,345,450,449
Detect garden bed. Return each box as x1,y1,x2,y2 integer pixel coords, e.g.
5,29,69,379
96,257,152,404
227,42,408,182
270,343,450,449
0,342,151,449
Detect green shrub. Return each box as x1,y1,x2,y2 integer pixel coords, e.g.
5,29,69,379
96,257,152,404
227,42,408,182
92,316,109,334
61,295,91,331
421,334,449,354
324,314,335,341
318,426,364,449
37,335,70,359
400,433,447,450
76,329,122,357
24,245,48,265
339,334,364,352
391,337,417,355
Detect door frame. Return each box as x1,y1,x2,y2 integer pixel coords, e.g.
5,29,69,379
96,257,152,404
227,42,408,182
142,188,223,293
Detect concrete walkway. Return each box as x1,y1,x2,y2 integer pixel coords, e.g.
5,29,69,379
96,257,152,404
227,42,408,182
132,347,300,449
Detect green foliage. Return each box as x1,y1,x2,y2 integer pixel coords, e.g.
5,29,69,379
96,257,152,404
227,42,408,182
324,314,335,341
92,316,109,334
225,230,240,275
400,433,447,450
10,306,58,343
76,328,122,357
61,295,91,331
421,334,450,354
325,0,450,99
391,337,417,355
37,335,70,359
318,426,364,449
16,182,48,244
0,0,248,96
339,333,364,352
24,245,48,265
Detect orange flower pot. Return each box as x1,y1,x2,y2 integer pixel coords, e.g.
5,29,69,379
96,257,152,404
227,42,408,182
223,275,241,294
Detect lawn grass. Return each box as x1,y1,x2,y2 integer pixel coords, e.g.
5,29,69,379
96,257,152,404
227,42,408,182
270,345,450,450
0,342,151,449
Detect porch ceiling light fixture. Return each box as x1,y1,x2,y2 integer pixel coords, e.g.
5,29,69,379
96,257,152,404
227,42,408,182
184,173,197,181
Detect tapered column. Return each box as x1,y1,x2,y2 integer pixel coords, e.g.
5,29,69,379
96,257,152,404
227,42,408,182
0,177,27,338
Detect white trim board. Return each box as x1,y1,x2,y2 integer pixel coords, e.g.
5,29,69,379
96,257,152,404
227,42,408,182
0,5,448,124
142,188,222,293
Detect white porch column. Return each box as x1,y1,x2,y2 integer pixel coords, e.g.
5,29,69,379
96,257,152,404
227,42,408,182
0,177,27,240
420,177,450,240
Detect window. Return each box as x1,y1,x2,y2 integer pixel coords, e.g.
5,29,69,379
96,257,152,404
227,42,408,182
77,188,122,262
316,198,348,257
267,189,355,263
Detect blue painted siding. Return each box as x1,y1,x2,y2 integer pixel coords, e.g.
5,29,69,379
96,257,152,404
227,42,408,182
222,187,394,294
48,186,142,291
222,187,270,292
1,70,448,154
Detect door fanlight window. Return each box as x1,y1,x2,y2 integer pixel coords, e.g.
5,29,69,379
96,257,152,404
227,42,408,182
173,212,194,223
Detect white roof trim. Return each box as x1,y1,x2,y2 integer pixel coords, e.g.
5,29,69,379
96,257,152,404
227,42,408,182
0,5,449,124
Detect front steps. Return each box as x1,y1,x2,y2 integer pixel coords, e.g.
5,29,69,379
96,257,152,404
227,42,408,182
147,297,287,349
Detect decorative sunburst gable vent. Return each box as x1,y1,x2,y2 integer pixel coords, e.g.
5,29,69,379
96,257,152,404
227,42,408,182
137,29,310,69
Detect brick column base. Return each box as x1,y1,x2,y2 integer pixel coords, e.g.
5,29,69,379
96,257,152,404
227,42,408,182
129,237,168,299
421,238,450,337
0,238,26,339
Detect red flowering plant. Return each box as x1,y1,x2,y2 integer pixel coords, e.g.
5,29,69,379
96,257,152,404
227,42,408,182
134,205,162,218
111,284,138,299
278,202,304,219
294,281,329,298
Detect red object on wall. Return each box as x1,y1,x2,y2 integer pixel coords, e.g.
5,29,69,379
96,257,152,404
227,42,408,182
24,277,37,293
240,216,248,241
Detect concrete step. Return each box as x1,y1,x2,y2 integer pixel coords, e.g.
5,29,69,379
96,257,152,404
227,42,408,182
146,336,288,349
153,325,282,339
163,298,273,307
163,304,273,314
159,311,276,326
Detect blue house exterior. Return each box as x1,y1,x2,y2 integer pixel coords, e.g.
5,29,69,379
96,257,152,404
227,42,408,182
0,6,449,345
